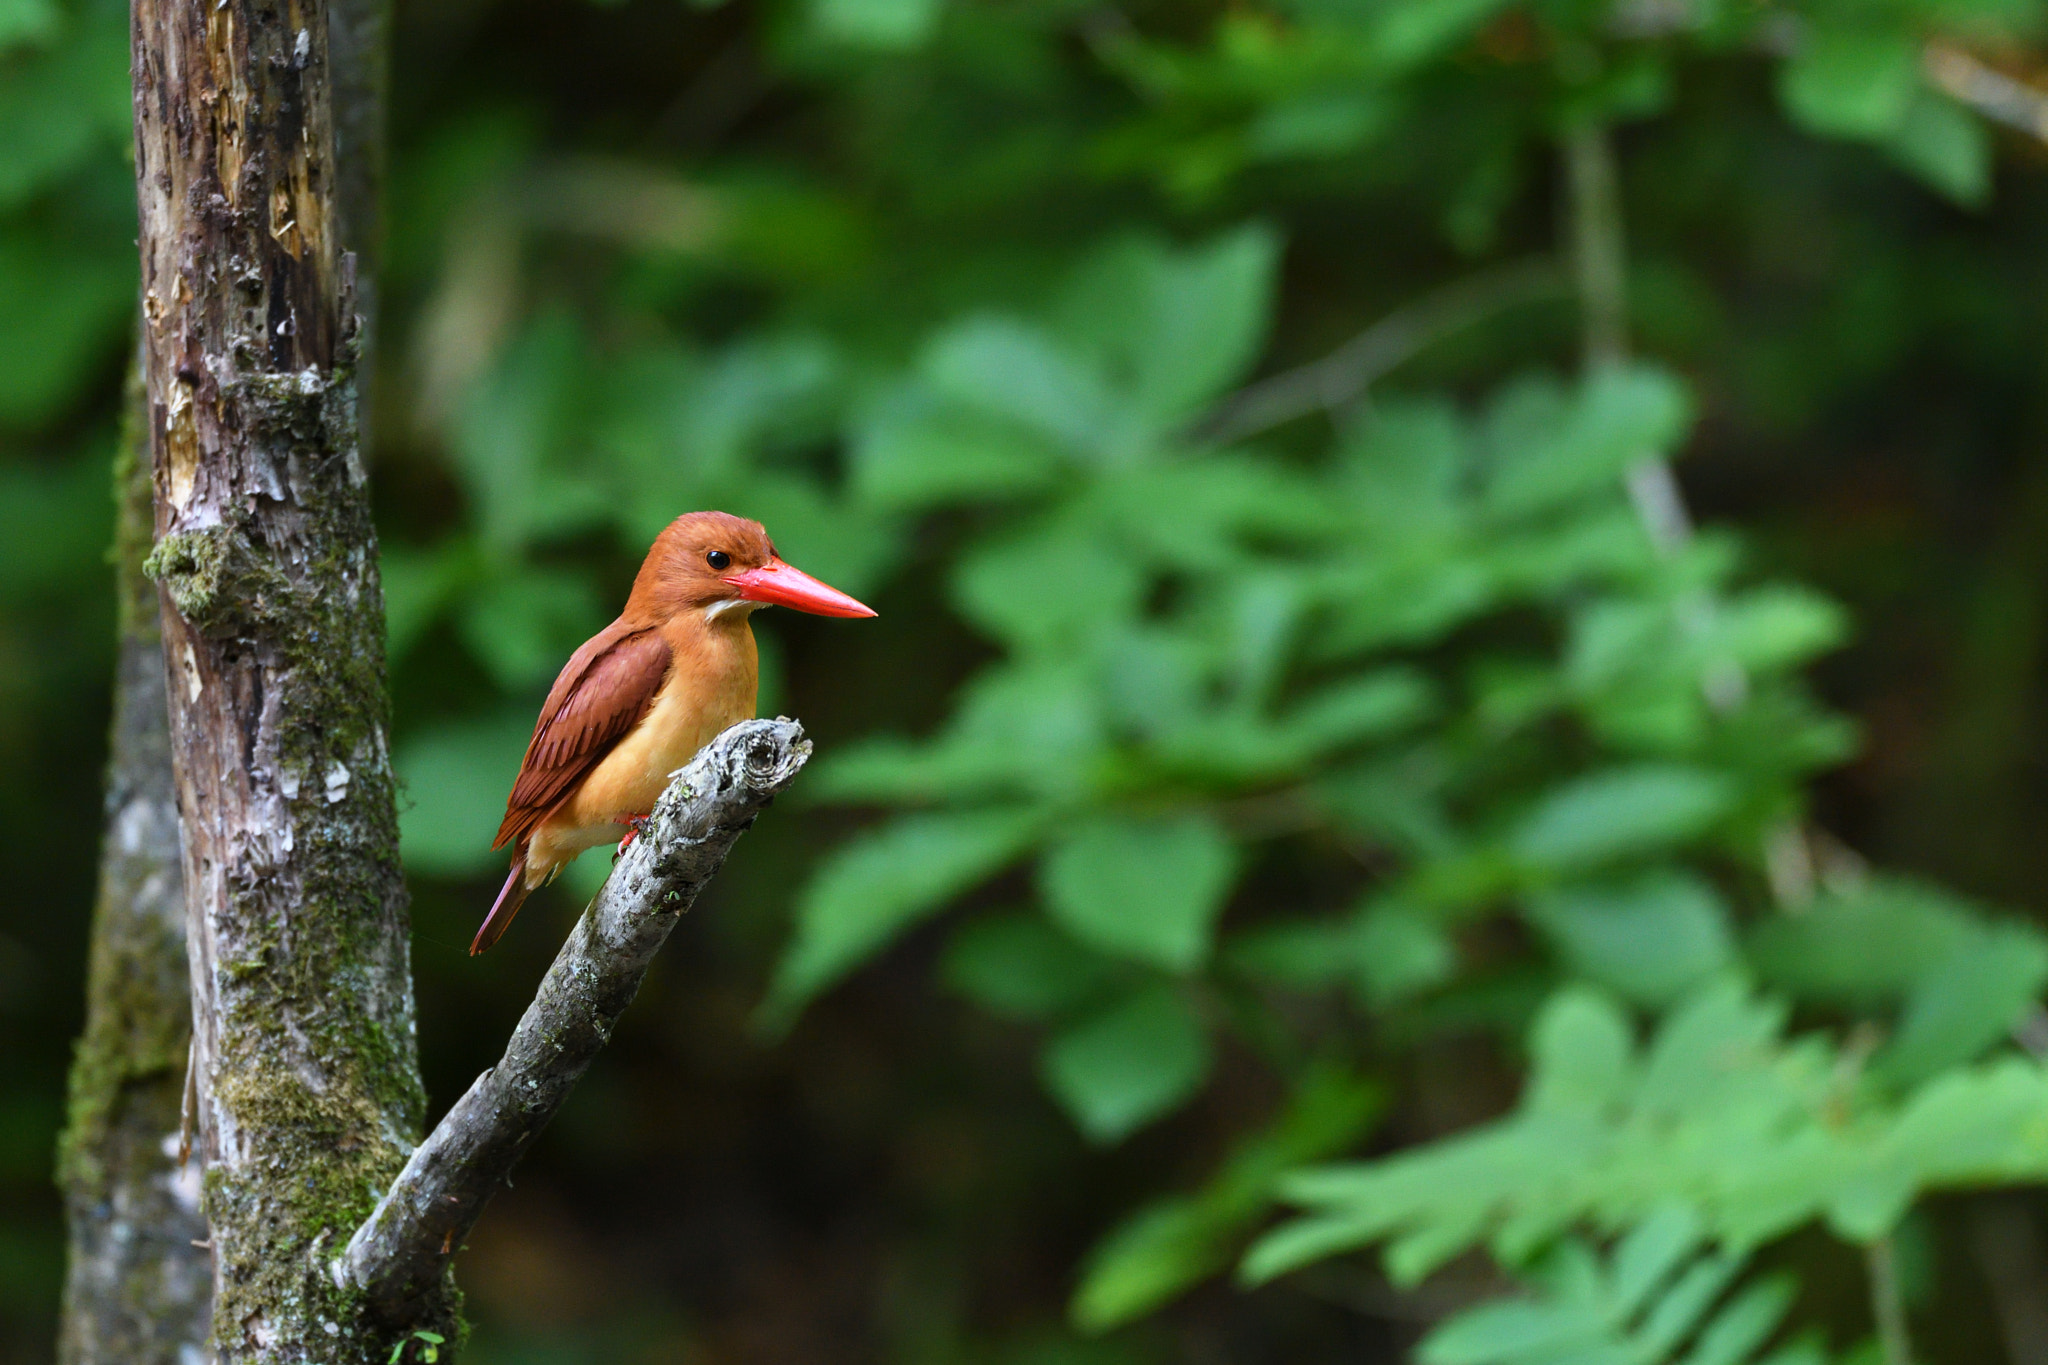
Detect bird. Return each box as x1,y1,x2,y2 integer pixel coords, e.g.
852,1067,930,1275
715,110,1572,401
472,510,875,954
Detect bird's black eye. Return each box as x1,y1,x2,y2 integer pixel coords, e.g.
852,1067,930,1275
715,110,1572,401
706,550,732,572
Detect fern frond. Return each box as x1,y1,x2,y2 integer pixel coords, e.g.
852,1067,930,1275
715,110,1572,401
1417,1208,1834,1365
1245,976,2048,1287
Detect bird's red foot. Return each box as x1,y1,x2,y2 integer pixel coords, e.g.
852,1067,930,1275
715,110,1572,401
612,813,653,860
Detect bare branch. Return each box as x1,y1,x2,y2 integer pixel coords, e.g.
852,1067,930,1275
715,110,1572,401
1923,43,2048,147
336,717,812,1322
1607,1,2048,147
1196,258,1564,445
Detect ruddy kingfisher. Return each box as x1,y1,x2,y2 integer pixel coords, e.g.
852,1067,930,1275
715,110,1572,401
473,510,875,954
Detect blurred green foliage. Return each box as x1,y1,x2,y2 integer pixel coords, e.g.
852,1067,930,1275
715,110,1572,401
1408,1205,1843,1365
16,0,2048,1356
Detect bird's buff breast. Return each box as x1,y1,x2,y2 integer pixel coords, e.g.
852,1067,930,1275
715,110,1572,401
527,617,758,877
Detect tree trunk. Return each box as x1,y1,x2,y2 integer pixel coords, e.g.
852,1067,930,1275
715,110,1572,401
57,371,213,1365
129,0,456,1348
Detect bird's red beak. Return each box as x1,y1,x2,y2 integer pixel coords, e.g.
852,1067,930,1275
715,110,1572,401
723,558,877,618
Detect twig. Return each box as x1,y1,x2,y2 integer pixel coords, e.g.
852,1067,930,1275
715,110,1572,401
1564,124,1627,374
1196,258,1565,445
1602,4,2048,148
1866,1233,1917,1365
1563,121,1699,555
1924,43,2048,147
335,718,812,1322
1604,3,2048,147
1560,121,1750,723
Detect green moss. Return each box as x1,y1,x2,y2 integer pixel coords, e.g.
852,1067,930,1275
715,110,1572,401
62,425,191,1202
57,905,189,1197
158,367,460,1359
109,366,159,642
143,521,293,637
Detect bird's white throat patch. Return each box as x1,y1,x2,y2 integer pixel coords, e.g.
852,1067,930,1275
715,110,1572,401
704,598,764,622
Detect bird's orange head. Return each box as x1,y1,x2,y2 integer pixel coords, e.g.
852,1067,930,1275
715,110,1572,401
625,510,877,622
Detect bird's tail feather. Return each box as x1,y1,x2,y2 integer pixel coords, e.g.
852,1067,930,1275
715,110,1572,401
471,856,532,955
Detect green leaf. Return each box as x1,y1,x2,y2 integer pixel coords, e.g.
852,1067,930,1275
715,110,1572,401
617,331,839,483
396,709,537,876
1885,92,1991,208
454,315,612,553
1250,973,2048,1285
922,316,1116,456
0,225,133,427
811,661,1106,804
1277,668,1438,757
380,542,470,664
1778,25,1919,140
1631,977,1785,1118
1247,91,1389,160
0,0,58,52
0,7,129,208
1524,986,1632,1115
1681,1276,1795,1365
1223,899,1454,1006
1108,456,1331,570
1355,900,1458,1005
1040,985,1211,1143
1040,814,1239,972
1338,397,1470,518
1874,925,2048,1087
1713,585,1849,674
809,0,941,49
764,807,1047,1027
1071,1068,1383,1330
852,386,1069,510
1747,876,1986,1007
1608,1205,1708,1319
1416,1221,1805,1365
1049,228,1278,428
942,912,1122,1021
1636,1249,1747,1356
1510,765,1737,873
1223,918,1359,990
1074,1200,1246,1336
1418,1298,1609,1365
1131,226,1279,424
1485,365,1692,518
951,519,1146,652
455,566,605,688
1529,873,1736,1008
1367,0,1514,69
1312,750,1458,858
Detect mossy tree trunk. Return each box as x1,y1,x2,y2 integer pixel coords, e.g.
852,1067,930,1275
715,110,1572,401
128,0,455,1348
57,374,213,1364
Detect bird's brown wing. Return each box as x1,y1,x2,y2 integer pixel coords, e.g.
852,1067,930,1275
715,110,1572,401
493,622,674,850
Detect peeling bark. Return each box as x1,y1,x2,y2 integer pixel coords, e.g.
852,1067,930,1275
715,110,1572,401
338,719,812,1322
129,0,454,1348
57,378,213,1365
